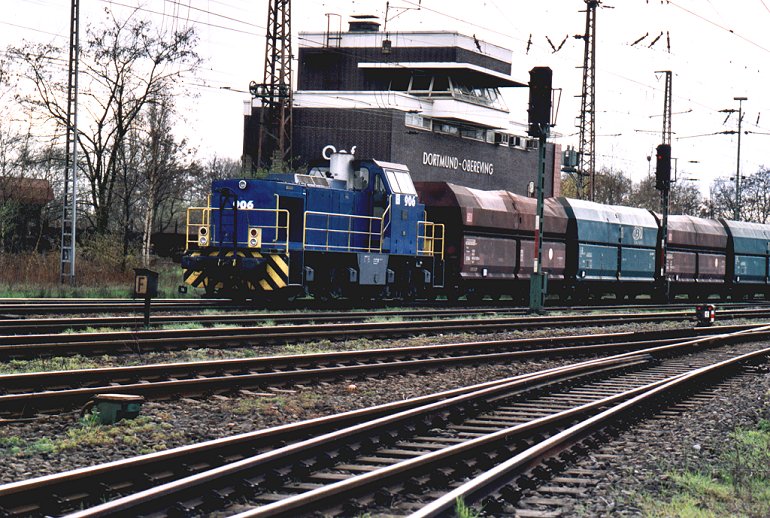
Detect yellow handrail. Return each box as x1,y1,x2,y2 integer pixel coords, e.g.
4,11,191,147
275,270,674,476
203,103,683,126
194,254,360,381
417,221,445,260
304,210,384,253
185,206,290,252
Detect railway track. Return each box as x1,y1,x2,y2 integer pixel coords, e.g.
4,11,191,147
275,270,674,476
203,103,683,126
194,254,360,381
2,307,770,361
0,324,769,516
0,298,244,316
0,307,525,335
0,296,765,318
0,324,757,418
0,302,767,335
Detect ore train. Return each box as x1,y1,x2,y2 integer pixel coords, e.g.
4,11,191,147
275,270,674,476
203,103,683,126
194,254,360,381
181,154,770,303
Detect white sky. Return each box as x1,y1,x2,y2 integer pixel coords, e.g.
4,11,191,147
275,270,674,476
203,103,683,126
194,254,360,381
3,0,770,196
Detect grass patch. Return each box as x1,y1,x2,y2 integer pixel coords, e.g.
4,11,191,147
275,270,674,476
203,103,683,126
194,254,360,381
230,392,322,417
0,355,100,374
455,498,482,518
0,413,182,457
641,421,770,517
0,254,193,299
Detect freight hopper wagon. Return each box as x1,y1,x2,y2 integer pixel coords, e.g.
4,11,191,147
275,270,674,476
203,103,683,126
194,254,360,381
181,155,445,300
415,182,568,303
722,220,770,299
655,215,728,299
560,199,658,302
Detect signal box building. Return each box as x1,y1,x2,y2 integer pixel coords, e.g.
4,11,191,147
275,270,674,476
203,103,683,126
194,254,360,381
243,17,562,196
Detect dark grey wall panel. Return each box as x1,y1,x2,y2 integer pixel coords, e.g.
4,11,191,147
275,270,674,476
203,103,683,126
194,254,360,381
298,46,512,91
244,108,556,196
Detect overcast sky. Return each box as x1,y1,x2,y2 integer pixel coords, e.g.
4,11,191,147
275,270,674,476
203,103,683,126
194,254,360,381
3,0,770,195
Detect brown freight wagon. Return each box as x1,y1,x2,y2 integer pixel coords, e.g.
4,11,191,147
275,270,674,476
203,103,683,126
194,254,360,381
653,214,728,299
416,182,568,302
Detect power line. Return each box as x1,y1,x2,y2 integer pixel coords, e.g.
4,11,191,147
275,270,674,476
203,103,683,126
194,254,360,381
100,0,263,37
668,0,770,54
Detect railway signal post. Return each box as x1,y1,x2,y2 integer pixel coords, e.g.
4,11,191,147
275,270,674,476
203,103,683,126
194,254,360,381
656,71,673,302
133,269,159,328
527,67,553,313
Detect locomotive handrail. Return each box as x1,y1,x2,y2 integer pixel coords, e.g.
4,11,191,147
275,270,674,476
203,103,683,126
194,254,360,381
185,207,290,251
379,197,392,252
417,221,445,260
303,210,384,253
185,207,213,252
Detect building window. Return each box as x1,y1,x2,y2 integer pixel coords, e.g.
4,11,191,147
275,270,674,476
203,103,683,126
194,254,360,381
405,113,432,131
409,74,432,93
460,127,486,141
435,123,459,136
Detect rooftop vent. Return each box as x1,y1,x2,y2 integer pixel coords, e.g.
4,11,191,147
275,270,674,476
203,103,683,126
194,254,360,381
349,14,380,32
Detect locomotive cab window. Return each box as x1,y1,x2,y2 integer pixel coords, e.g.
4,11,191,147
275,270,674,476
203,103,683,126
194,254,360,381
352,168,370,190
373,174,388,217
385,169,417,195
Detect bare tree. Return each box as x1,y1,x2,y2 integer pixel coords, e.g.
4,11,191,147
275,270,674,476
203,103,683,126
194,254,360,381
709,167,770,223
592,167,633,206
139,94,189,266
10,9,200,234
670,180,703,216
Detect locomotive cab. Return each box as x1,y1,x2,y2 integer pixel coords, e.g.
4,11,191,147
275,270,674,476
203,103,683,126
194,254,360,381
181,155,444,300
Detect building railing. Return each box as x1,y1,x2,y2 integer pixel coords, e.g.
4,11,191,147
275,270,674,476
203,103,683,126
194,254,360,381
186,206,290,252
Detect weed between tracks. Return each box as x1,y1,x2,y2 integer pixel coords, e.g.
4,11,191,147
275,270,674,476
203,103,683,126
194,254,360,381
229,392,323,417
455,498,482,518
0,412,184,457
642,418,770,517
0,355,100,374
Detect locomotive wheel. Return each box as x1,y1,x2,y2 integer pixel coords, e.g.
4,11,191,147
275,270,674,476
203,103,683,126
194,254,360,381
316,268,345,302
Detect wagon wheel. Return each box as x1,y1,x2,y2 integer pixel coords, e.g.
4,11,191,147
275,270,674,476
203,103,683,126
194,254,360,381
465,290,484,304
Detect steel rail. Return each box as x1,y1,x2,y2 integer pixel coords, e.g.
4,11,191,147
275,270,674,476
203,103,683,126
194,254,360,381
0,297,765,320
2,324,767,417
61,356,649,518
205,325,770,518
49,324,770,517
412,334,770,517
0,309,740,361
0,330,694,417
238,363,682,518
1,305,769,336
0,307,524,335
0,356,643,517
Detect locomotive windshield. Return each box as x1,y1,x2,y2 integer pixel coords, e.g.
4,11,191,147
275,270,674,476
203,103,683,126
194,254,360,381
385,169,417,195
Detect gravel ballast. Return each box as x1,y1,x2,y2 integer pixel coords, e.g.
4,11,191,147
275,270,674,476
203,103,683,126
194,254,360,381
1,318,769,513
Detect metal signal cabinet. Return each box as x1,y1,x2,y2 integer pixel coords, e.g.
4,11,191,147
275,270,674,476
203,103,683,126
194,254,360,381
181,159,444,299
560,198,658,299
721,219,770,298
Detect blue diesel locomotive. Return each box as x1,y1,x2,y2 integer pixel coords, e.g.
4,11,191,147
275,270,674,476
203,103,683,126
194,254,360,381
181,154,445,300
